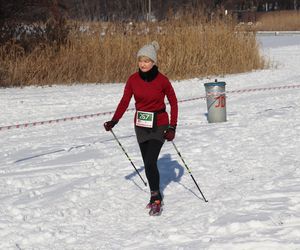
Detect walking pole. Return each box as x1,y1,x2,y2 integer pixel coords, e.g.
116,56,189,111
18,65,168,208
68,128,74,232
110,129,147,187
171,141,208,202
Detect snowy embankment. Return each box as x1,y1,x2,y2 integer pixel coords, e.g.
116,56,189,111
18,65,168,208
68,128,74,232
0,35,300,250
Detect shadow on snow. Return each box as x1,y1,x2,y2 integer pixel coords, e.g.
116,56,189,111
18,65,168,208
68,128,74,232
124,153,203,200
124,153,184,193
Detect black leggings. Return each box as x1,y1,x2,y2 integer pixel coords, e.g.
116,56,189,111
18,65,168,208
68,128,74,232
139,139,163,192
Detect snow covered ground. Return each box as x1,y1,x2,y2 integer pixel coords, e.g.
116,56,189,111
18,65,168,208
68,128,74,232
0,34,300,250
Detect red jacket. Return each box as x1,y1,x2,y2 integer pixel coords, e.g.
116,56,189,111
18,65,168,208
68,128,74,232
112,72,178,127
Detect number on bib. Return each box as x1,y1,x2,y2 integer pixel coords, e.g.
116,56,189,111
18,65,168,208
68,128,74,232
136,111,154,128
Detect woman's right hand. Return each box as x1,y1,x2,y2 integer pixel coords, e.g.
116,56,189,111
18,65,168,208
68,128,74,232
103,120,118,131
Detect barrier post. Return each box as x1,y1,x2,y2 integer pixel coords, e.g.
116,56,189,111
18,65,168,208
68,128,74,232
204,80,227,123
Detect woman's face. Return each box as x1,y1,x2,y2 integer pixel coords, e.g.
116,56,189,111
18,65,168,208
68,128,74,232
138,57,154,72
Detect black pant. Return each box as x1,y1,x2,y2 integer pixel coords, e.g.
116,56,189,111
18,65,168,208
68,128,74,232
139,139,163,192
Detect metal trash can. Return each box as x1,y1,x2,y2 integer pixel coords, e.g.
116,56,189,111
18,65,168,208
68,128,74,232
204,81,227,123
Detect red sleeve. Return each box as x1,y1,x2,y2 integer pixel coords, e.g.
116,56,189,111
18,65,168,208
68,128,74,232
112,80,133,121
164,80,178,127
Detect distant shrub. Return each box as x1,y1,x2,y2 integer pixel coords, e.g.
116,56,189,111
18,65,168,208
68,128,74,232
0,17,70,53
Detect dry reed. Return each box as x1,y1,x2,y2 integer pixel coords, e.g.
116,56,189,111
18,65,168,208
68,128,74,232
255,10,300,31
0,16,266,87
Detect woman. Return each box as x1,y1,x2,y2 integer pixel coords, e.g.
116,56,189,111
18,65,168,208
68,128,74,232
104,41,178,213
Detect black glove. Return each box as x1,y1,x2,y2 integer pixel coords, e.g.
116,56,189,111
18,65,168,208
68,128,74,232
164,126,176,141
103,120,118,131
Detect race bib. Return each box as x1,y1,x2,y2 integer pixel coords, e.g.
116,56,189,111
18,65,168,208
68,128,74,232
136,111,154,128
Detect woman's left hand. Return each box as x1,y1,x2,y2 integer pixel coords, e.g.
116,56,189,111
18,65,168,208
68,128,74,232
164,126,176,141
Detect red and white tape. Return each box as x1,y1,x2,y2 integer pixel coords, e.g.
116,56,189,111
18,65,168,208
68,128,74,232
1,84,300,132
0,108,133,131
179,84,300,101
227,84,300,94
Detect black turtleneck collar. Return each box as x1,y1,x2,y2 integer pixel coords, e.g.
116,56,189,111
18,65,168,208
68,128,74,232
138,65,159,82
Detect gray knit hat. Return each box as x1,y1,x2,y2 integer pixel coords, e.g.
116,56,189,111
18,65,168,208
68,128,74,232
137,41,160,64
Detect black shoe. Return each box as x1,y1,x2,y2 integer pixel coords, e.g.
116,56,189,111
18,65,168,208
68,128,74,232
150,190,162,203
146,190,162,209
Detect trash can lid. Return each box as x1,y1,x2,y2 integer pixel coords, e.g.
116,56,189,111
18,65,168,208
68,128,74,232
204,81,226,87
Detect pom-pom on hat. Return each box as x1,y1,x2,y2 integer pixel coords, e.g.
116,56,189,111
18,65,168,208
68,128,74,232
137,41,160,64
